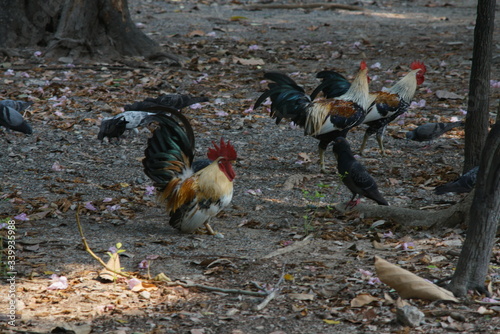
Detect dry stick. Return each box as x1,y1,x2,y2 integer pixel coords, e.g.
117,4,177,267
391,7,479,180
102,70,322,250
76,204,268,297
254,264,287,311
261,234,314,259
245,3,366,11
166,281,267,297
75,204,133,279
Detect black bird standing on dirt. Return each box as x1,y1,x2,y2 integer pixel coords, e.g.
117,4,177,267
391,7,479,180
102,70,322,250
97,116,128,143
405,121,464,143
98,110,168,142
124,94,209,111
332,137,389,208
0,99,33,112
434,166,479,195
0,104,33,134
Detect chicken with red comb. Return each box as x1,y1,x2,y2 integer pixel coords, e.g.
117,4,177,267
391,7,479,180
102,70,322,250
143,109,237,235
312,61,427,155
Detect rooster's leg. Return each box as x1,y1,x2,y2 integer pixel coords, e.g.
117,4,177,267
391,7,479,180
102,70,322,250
318,148,326,173
359,131,370,156
376,126,386,156
204,221,216,235
318,141,330,173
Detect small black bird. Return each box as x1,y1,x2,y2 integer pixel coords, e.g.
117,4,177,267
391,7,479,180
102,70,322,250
434,166,479,195
0,104,33,134
124,94,208,111
98,110,166,142
406,121,464,142
97,116,128,143
332,137,389,208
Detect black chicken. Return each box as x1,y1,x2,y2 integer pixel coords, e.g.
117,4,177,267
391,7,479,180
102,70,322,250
331,137,388,208
405,121,464,143
434,166,479,195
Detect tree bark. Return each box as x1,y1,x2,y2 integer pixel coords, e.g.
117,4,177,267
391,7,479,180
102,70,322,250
463,0,496,172
0,0,176,63
448,122,500,297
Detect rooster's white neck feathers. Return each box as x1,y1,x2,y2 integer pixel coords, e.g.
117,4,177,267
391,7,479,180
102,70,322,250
338,68,372,110
388,69,420,102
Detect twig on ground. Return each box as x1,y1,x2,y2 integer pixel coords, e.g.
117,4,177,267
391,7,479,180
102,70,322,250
165,281,267,297
75,204,132,279
261,234,313,259
76,205,278,298
254,264,287,311
254,289,279,311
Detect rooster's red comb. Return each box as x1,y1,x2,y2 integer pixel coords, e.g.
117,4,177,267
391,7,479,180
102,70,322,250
207,138,237,161
410,61,426,74
360,60,368,70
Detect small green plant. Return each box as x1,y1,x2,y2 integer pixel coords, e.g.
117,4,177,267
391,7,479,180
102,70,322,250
300,176,349,234
106,242,126,258
301,183,333,234
104,242,126,283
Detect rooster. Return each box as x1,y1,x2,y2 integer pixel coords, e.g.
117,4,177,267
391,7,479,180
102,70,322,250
254,61,372,172
143,109,237,235
311,61,427,155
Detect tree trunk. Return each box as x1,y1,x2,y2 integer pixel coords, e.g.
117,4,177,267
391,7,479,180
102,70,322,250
463,0,496,172
448,122,500,297
0,0,176,63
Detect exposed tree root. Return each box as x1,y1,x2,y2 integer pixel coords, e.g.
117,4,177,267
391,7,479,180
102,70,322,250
245,2,367,12
335,193,473,229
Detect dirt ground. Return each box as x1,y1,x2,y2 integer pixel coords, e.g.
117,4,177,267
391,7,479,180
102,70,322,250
1,0,500,333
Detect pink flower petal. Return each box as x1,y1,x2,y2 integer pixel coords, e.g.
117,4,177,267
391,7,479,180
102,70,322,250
51,162,63,171
84,202,97,211
128,278,142,290
145,186,155,196
14,213,29,221
189,103,203,109
48,274,68,290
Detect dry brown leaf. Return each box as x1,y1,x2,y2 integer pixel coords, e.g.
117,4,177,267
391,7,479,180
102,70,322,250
283,174,310,190
288,293,315,301
372,240,386,250
232,56,265,66
99,254,121,282
351,293,379,307
374,256,458,302
187,30,205,37
383,292,395,304
131,281,158,292
298,152,312,162
436,90,464,100
395,297,410,308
